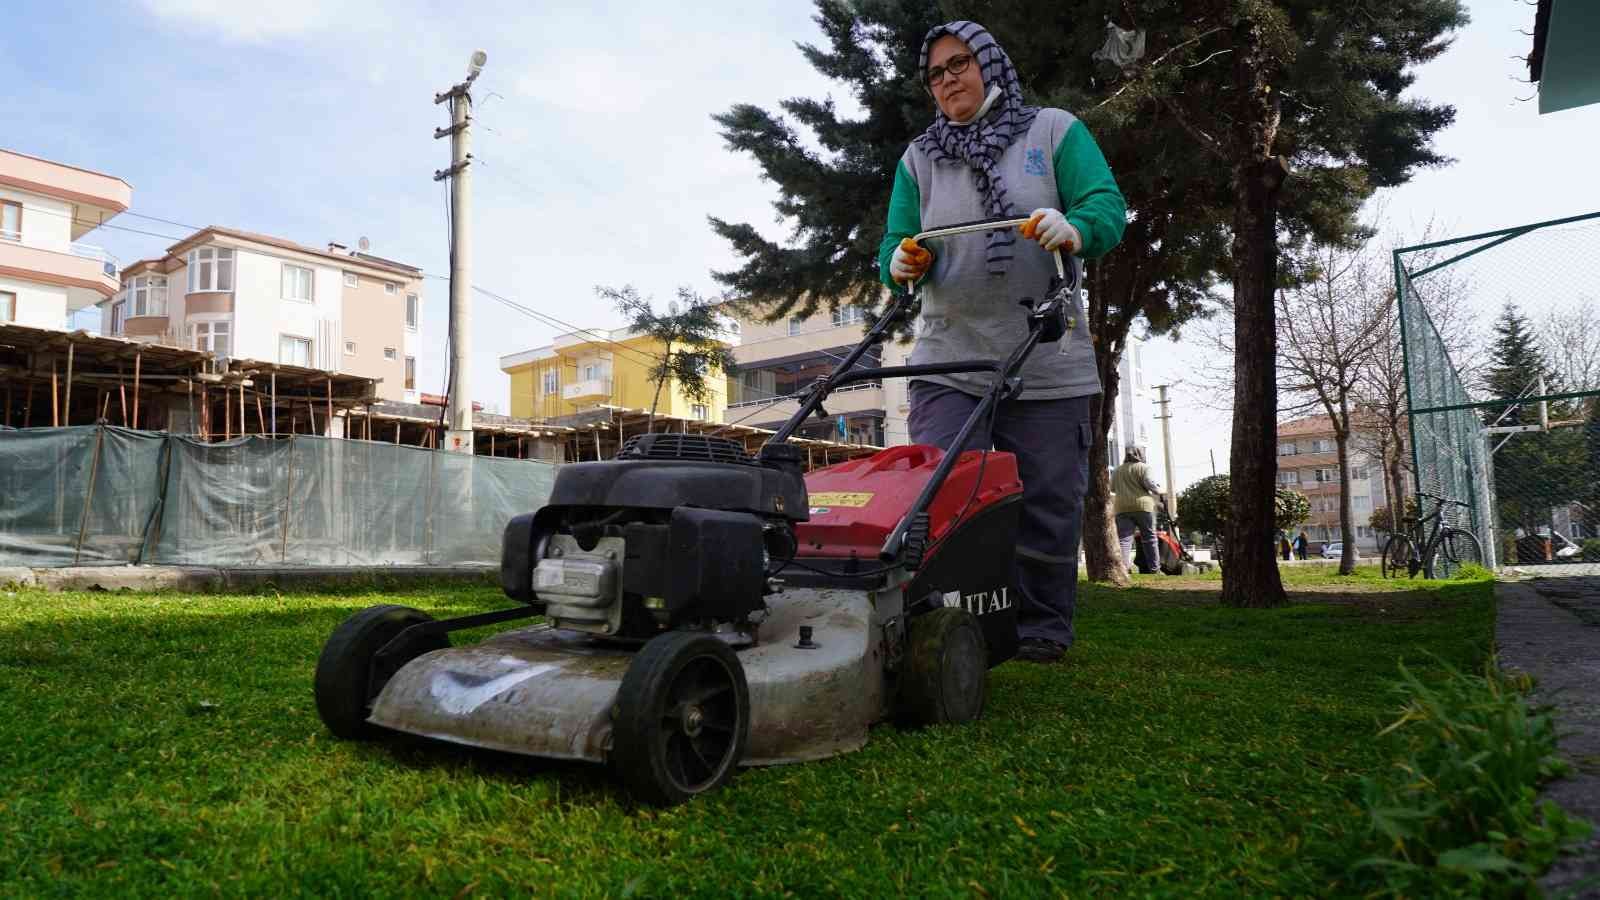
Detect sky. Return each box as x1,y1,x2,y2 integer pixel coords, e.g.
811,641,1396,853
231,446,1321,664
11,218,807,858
3,1,1594,490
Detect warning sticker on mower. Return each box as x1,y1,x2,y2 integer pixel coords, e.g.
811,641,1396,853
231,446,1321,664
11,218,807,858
808,492,874,508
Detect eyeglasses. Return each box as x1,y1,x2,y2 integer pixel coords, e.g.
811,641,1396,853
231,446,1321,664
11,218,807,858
925,53,974,89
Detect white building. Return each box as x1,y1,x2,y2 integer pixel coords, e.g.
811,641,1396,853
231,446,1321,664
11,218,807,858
100,227,425,403
0,149,129,330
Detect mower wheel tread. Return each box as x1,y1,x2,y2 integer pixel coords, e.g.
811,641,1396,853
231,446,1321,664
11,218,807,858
898,607,988,726
611,631,750,806
314,604,447,740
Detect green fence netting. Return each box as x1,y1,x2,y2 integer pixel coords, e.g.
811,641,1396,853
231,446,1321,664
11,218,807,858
0,426,558,568
1396,211,1600,574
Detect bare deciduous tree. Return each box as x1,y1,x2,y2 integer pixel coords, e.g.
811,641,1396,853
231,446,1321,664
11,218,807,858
1538,297,1600,392
1276,238,1392,575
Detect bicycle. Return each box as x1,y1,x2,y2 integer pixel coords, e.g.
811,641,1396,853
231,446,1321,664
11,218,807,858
1380,490,1485,579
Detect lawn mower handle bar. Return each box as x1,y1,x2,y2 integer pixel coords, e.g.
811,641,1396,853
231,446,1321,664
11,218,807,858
905,216,1067,289
764,214,1081,567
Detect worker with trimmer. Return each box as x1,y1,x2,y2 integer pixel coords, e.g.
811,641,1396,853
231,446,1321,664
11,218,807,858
880,21,1127,663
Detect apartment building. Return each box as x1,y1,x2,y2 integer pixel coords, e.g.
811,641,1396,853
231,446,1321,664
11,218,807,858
99,227,425,403
1276,414,1391,551
727,302,886,445
501,326,730,423
0,149,129,329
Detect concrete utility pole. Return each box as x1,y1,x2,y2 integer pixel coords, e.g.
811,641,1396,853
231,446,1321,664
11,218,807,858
434,50,487,454
1154,384,1179,540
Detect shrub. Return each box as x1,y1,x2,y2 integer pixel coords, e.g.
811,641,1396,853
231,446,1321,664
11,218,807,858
1581,538,1600,562
1356,659,1591,896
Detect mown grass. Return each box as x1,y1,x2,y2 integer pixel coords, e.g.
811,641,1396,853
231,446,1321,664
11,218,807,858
1,572,1494,897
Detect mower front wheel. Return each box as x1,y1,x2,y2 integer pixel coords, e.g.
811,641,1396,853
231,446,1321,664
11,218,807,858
898,607,988,726
611,631,751,806
314,604,449,740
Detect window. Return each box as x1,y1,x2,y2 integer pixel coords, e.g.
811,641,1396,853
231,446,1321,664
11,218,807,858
383,347,397,360
542,370,559,394
1277,442,1299,456
1356,525,1372,539
404,356,416,390
831,305,863,327
1312,438,1335,453
582,363,602,382
788,317,804,336
1133,343,1145,389
343,272,358,288
384,282,397,295
0,200,19,242
1351,467,1370,481
0,290,14,322
1315,467,1337,483
109,300,123,334
192,321,231,356
691,404,709,421
1353,495,1372,512
279,335,312,367
281,264,314,302
406,293,419,330
344,340,357,356
124,275,168,317
186,247,234,292
1277,470,1299,485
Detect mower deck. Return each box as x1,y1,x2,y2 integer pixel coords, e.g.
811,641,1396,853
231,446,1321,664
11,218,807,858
368,585,892,766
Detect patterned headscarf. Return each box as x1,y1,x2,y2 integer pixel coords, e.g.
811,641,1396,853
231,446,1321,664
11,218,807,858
914,21,1039,275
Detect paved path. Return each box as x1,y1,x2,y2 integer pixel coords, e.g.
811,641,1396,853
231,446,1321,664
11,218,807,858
1497,577,1600,897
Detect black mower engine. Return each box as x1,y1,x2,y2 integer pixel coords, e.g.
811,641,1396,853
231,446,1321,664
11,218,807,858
500,434,808,639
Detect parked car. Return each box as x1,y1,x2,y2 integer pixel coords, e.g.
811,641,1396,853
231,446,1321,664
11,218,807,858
1320,541,1343,560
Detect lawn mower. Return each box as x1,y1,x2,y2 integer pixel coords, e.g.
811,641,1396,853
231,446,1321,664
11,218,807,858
313,215,1083,805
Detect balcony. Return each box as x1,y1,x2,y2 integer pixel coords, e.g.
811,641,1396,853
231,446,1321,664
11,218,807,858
0,240,120,306
563,377,613,400
69,242,120,278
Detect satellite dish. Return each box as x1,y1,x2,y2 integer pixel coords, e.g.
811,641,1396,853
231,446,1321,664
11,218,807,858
357,236,371,252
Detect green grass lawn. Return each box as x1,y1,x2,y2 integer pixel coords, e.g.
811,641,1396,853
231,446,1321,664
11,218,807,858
0,570,1493,897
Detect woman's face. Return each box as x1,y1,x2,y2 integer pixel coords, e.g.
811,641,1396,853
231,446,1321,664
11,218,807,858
927,35,986,122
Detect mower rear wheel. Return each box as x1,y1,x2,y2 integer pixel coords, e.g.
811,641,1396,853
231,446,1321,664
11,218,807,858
611,631,750,806
314,604,448,740
898,607,988,726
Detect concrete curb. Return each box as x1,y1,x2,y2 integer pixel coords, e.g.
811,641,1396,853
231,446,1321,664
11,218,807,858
1495,578,1600,896
4,565,496,593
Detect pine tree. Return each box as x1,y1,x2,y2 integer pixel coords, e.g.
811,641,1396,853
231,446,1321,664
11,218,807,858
1484,302,1587,542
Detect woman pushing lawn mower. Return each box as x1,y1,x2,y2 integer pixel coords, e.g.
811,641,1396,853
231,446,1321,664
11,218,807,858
882,21,1127,663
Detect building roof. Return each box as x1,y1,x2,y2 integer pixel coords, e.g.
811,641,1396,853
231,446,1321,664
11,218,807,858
123,226,424,280
0,148,133,188
1277,415,1335,438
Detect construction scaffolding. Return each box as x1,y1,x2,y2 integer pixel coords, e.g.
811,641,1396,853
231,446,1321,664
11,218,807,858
550,404,881,470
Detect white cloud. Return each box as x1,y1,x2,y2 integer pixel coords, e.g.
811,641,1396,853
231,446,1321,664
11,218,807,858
137,0,387,42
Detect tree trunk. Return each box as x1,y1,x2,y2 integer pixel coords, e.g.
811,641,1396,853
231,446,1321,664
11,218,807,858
1387,419,1409,519
1221,24,1288,608
1334,400,1356,575
1083,348,1130,586
647,342,671,433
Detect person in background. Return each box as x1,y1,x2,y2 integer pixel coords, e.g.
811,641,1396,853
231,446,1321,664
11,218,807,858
1112,447,1162,574
1280,534,1292,561
1293,530,1309,560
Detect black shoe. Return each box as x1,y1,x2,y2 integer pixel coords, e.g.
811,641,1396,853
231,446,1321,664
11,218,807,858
1015,638,1067,663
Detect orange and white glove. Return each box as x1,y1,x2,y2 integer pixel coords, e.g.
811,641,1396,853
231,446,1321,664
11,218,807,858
890,237,934,285
1021,208,1081,254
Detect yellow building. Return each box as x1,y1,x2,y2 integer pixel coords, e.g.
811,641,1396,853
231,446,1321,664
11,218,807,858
500,327,729,423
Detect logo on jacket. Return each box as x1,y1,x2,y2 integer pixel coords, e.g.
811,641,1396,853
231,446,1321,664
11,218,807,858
1023,148,1048,177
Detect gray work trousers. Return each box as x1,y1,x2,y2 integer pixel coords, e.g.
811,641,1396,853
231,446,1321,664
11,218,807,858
908,381,1091,648
1116,510,1159,574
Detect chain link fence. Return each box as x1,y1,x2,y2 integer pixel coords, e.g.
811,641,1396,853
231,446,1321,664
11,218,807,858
0,425,558,568
1396,212,1600,577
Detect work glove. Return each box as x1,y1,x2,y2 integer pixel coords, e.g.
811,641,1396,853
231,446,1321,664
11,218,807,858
1021,208,1082,254
890,237,934,285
